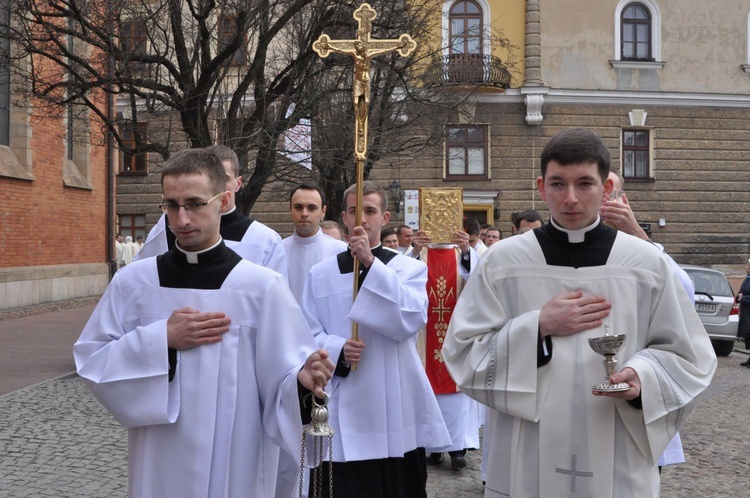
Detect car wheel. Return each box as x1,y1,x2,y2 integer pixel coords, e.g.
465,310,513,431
711,340,735,357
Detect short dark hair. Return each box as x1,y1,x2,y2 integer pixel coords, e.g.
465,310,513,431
381,228,396,239
396,225,412,236
205,145,240,178
540,129,610,182
480,223,492,230
513,209,544,229
289,182,326,207
486,227,501,237
342,181,388,212
464,217,480,236
161,149,225,195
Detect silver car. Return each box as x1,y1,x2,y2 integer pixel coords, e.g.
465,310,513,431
682,265,739,356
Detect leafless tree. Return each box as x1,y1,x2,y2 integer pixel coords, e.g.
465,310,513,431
4,0,517,213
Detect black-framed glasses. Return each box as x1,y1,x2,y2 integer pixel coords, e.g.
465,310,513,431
158,192,224,215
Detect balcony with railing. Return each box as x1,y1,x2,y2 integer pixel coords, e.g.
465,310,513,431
424,54,512,89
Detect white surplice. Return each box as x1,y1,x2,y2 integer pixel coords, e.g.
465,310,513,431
301,249,451,463
136,211,287,279
74,255,315,498
282,229,348,304
443,228,716,498
278,228,346,498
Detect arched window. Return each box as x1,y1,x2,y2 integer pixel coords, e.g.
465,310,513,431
621,3,652,60
449,0,483,55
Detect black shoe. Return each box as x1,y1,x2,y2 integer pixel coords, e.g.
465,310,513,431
427,453,443,465
741,359,750,367
451,455,467,469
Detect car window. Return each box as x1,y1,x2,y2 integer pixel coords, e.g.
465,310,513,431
685,270,733,297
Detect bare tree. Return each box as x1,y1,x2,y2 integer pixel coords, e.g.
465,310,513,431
5,0,517,214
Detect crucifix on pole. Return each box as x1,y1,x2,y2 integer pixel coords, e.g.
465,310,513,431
313,3,416,361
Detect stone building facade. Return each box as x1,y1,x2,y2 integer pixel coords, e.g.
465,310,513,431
262,0,750,267
121,0,750,268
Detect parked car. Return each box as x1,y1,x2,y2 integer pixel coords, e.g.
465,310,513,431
681,265,740,356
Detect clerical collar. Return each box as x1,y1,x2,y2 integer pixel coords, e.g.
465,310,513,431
175,238,225,264
337,243,396,277
293,228,322,244
550,216,601,243
350,243,384,254
222,206,237,216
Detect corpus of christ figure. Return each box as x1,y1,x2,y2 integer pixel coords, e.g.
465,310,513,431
313,3,416,160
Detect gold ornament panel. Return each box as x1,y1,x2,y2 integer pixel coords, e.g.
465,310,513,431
419,188,463,244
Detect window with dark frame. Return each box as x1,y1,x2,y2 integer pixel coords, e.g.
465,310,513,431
119,122,148,174
445,125,488,179
121,19,149,76
622,129,650,179
449,0,483,55
218,16,247,66
118,214,146,240
621,3,652,61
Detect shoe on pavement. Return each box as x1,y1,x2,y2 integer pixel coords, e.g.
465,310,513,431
427,453,443,465
451,455,467,469
741,359,750,367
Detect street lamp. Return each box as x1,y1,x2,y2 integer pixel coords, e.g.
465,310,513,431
389,180,401,213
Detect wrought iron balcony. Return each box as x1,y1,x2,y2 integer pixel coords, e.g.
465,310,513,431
424,54,512,89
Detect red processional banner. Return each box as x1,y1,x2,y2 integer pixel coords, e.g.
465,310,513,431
424,247,460,394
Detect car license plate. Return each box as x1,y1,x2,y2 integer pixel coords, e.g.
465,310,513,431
695,303,715,313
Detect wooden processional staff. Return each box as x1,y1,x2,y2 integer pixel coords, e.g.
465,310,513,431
313,3,416,366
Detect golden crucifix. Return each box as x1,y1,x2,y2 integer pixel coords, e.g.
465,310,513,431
313,3,416,355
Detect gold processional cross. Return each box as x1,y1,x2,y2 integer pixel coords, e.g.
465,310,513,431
313,3,416,351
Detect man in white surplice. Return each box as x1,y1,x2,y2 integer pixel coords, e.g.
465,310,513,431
135,145,287,280
301,181,450,497
75,149,334,498
279,182,346,498
443,129,716,498
283,183,348,303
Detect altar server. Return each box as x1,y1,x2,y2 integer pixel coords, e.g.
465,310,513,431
444,129,716,498
75,149,333,498
283,183,347,303
301,181,450,497
135,145,287,279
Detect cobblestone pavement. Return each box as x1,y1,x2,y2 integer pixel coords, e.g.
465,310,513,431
0,353,747,497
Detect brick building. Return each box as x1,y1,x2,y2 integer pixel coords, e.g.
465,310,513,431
0,66,111,310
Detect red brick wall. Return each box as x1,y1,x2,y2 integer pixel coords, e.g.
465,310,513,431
0,107,109,268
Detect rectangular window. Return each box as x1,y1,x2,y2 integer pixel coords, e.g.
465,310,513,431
119,122,148,175
121,20,149,77
118,214,146,240
218,16,247,66
622,129,650,179
445,125,488,179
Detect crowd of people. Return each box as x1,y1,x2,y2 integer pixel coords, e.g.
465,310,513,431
76,130,717,498
114,234,143,269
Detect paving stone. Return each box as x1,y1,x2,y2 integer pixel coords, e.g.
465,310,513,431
0,344,747,496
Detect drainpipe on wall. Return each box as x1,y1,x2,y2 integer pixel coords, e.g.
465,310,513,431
106,90,116,280
106,0,116,280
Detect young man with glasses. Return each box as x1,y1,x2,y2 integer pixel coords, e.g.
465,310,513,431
75,148,334,497
136,145,287,279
